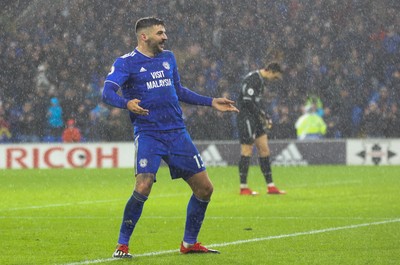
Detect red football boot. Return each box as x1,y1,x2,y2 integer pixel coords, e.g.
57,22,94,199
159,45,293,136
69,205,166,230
267,186,286,195
180,242,220,254
240,188,259,195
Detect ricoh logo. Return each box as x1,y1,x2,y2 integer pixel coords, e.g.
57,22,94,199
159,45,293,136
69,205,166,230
1,145,120,169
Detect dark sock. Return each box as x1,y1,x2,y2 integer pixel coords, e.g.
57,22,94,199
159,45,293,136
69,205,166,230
259,156,273,184
118,191,148,245
239,156,251,185
183,194,209,244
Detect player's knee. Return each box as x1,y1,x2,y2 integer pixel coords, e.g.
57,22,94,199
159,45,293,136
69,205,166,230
258,149,270,157
198,183,214,200
135,173,154,196
241,144,253,156
205,183,214,197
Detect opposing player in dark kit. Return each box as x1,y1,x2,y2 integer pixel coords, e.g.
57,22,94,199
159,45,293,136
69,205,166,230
236,63,286,195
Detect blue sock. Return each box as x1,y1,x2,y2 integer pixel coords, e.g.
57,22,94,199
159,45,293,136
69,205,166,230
118,191,148,245
183,194,209,244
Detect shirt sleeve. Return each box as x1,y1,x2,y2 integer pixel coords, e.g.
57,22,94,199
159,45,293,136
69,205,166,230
102,81,129,109
175,82,213,106
171,52,212,106
102,58,130,109
106,57,130,86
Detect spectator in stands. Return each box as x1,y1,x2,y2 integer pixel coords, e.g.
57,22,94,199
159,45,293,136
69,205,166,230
35,62,55,95
88,102,110,141
204,61,222,97
305,94,324,117
295,103,327,140
362,101,385,138
382,25,400,69
62,119,82,143
323,106,340,138
46,97,64,142
367,85,397,138
17,102,41,142
34,90,50,141
185,107,214,140
334,87,354,138
74,103,91,141
106,108,132,142
271,104,296,139
1,0,400,141
0,111,12,143
383,103,400,138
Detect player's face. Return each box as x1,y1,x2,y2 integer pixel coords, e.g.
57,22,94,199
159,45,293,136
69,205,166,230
260,69,282,81
145,25,168,54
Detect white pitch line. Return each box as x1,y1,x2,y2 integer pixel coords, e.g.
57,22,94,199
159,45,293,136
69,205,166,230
61,218,400,265
2,199,123,211
1,178,365,212
1,194,185,212
207,218,400,248
0,215,392,221
291,179,361,188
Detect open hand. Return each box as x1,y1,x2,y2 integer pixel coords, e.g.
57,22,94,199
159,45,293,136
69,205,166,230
127,99,149,115
211,98,239,113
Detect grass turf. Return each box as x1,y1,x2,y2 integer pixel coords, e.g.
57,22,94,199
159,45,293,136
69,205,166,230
0,165,399,265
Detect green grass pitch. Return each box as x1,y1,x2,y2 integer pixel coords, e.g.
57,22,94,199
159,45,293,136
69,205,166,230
1,165,399,265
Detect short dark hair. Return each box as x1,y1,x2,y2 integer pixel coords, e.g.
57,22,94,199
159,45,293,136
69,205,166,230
265,62,282,73
135,17,165,33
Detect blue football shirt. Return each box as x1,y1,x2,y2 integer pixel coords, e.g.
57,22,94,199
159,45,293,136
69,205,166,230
105,49,210,133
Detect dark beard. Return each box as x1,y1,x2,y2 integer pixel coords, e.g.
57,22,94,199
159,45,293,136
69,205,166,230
149,41,164,55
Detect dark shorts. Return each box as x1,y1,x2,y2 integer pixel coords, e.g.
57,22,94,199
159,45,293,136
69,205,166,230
237,113,267,145
134,129,206,181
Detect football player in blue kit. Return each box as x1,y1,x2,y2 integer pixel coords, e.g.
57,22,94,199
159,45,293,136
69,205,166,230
102,17,239,258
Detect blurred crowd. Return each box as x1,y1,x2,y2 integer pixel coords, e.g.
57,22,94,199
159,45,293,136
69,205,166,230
1,0,399,143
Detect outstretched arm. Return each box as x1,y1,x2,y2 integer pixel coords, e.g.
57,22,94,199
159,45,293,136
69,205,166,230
175,82,238,112
175,83,213,106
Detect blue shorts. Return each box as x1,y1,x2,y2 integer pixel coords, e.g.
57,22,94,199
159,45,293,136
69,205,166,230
134,129,206,181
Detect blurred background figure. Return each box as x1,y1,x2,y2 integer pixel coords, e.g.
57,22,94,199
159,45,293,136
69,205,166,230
295,103,327,140
46,97,64,142
88,102,110,141
1,1,399,142
35,62,55,95
362,101,384,138
0,108,12,143
17,102,40,142
62,119,81,143
106,108,133,142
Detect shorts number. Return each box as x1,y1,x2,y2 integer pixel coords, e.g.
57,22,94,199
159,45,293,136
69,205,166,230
193,154,204,168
